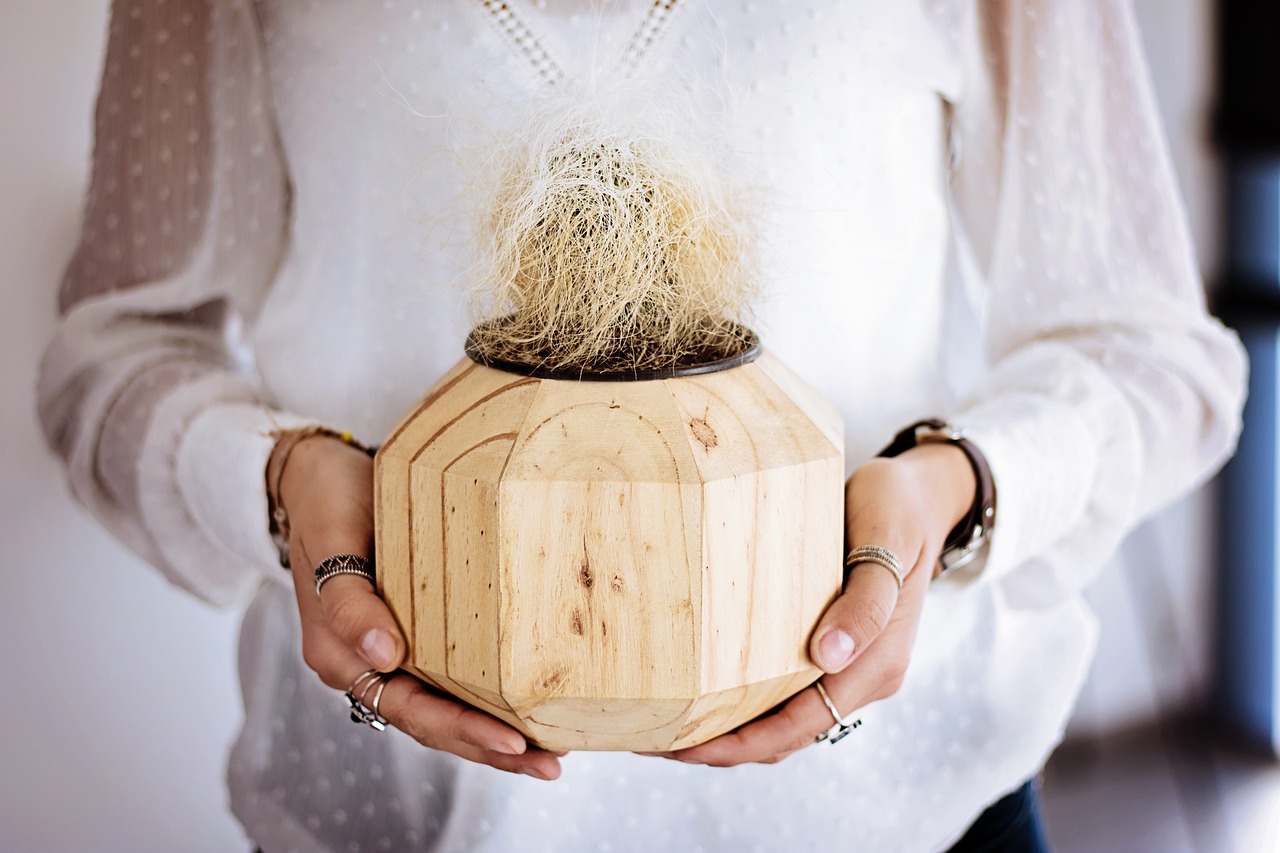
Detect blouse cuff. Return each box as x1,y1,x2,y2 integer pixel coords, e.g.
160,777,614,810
949,396,1101,598
176,400,324,583
135,370,327,606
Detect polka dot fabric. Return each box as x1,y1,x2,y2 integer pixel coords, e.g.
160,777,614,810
37,1,1246,851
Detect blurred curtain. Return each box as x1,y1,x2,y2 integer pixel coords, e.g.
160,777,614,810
1214,0,1280,758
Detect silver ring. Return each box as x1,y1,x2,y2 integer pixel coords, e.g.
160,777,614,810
813,680,862,745
845,545,905,591
369,678,389,730
315,553,376,597
349,669,379,695
357,674,389,733
357,672,381,707
345,669,388,732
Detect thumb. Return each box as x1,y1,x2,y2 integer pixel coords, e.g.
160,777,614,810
809,554,903,673
316,560,407,672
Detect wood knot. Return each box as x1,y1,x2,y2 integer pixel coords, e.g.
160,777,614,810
540,669,566,692
578,535,595,589
689,415,718,450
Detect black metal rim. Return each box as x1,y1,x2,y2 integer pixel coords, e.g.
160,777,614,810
463,322,762,381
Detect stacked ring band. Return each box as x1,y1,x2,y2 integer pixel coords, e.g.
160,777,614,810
346,669,389,731
813,680,863,745
314,553,376,596
844,544,905,591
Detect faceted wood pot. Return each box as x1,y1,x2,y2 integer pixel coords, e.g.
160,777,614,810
373,338,844,751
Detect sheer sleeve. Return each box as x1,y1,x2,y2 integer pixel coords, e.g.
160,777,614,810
933,0,1248,608
36,0,324,606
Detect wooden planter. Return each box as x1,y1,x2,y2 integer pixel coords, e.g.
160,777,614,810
373,341,844,751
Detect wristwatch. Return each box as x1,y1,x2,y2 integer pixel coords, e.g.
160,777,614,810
877,418,996,579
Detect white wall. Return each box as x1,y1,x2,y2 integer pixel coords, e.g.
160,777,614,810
0,1,1224,848
0,3,248,850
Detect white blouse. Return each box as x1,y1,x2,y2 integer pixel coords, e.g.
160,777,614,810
36,1,1247,851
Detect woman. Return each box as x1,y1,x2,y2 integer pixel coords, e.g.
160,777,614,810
37,0,1247,850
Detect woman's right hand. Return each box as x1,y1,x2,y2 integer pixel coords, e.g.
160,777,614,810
275,431,563,780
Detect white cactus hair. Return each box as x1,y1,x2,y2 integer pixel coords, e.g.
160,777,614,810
467,85,758,372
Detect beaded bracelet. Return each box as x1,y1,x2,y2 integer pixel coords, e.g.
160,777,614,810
265,425,377,569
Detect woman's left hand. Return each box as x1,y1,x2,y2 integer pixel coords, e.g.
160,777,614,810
644,443,975,767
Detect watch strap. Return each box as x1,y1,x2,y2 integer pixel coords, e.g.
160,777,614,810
877,418,996,579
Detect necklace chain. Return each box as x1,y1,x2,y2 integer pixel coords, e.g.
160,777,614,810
478,0,683,88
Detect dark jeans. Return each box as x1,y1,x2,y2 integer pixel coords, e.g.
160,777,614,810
943,777,1052,853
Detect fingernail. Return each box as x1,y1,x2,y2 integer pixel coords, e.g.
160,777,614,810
489,740,522,755
520,766,551,780
818,628,856,670
361,629,395,669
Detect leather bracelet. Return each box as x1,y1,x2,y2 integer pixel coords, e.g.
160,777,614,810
877,418,996,580
265,425,377,569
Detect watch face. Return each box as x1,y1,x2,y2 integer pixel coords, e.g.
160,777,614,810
938,541,982,575
916,426,965,443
